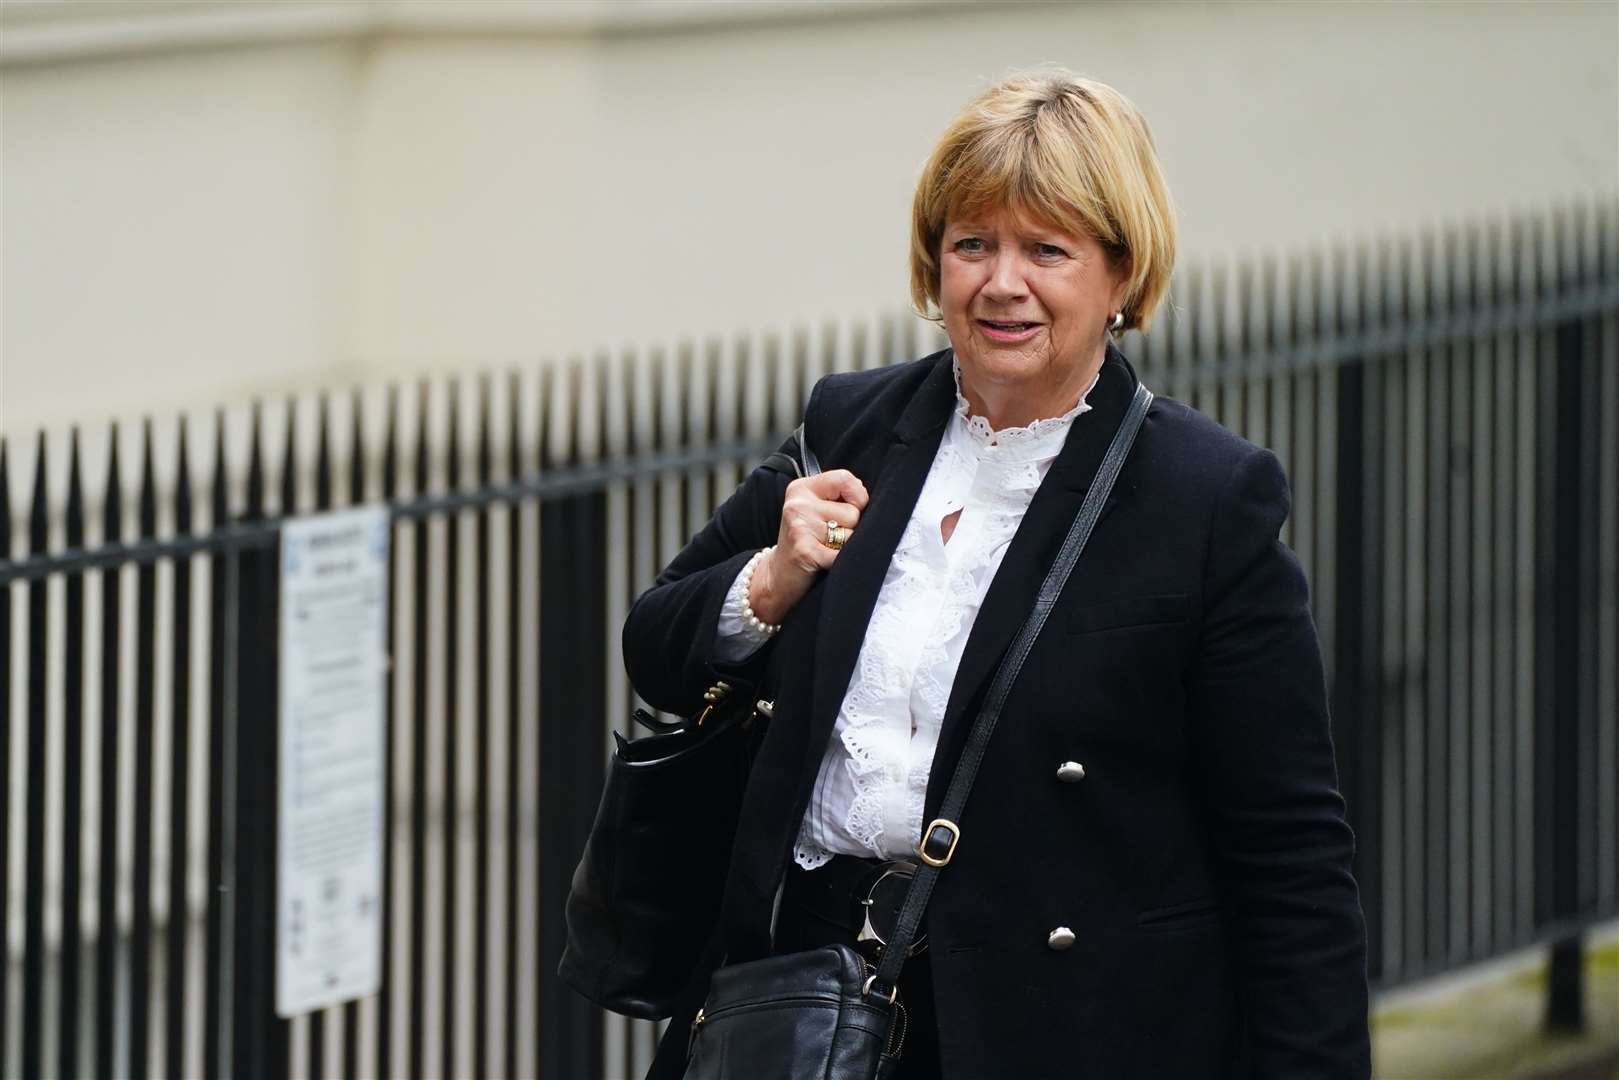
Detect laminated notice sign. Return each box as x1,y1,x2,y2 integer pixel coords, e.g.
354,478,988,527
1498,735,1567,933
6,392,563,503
277,506,390,1017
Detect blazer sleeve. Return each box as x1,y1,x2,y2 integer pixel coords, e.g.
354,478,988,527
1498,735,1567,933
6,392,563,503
1190,446,1371,1078
621,426,804,716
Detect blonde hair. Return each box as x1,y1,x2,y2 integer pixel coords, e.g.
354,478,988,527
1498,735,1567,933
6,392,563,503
909,70,1178,333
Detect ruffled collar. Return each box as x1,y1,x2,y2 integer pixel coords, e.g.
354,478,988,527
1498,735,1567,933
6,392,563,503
950,353,1094,462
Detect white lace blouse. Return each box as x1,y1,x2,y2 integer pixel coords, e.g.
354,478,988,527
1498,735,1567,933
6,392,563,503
714,360,1095,869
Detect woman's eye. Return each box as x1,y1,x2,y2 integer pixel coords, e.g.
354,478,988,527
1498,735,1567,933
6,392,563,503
1035,243,1068,260
954,237,987,254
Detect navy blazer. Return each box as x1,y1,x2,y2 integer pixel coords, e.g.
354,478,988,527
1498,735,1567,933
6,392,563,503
623,345,1371,1079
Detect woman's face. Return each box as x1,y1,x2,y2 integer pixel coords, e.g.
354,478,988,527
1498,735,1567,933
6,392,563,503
939,204,1128,419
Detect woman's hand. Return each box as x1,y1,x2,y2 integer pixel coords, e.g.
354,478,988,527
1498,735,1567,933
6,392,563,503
748,469,869,626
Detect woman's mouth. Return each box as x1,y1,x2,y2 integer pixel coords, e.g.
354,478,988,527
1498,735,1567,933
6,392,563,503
975,319,1043,343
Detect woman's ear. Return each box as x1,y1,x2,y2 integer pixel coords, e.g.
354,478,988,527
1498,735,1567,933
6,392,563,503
1106,252,1133,315
1109,279,1132,322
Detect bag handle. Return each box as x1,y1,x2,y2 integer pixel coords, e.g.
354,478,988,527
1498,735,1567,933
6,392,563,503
870,381,1154,994
759,422,820,481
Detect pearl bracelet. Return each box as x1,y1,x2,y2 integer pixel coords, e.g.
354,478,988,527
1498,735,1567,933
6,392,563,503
741,547,782,636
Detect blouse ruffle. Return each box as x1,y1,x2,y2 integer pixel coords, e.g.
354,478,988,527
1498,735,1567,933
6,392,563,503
792,357,1092,869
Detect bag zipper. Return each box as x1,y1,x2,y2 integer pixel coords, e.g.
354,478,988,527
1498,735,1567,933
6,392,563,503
699,992,841,1024
689,984,905,1058
690,990,841,1040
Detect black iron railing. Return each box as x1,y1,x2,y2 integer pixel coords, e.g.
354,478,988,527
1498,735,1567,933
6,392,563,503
2,200,1615,1080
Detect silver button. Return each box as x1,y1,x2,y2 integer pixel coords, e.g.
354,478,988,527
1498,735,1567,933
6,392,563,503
1056,761,1086,782
1047,926,1076,950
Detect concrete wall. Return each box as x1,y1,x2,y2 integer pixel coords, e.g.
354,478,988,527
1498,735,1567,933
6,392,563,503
3,0,1616,436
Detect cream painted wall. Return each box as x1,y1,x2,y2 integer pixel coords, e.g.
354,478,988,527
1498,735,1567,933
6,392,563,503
3,0,1616,437
2,40,360,435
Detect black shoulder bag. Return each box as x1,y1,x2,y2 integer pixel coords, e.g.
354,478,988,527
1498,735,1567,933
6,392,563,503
682,383,1153,1080
559,425,818,1019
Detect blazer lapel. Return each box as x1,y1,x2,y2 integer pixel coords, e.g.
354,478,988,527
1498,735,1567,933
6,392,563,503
926,347,1141,815
805,356,956,765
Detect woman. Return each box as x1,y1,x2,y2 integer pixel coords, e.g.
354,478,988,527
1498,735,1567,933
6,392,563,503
624,71,1370,1079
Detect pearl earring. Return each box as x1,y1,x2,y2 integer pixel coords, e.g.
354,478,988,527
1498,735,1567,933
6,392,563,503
1108,311,1124,333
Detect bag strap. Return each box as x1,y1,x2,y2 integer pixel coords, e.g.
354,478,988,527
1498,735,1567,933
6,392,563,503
796,422,822,478
871,380,1154,993
759,422,820,480
629,426,817,734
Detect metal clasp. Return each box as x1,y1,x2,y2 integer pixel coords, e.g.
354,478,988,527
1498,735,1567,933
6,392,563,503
861,973,898,1005
917,818,960,868
855,860,927,958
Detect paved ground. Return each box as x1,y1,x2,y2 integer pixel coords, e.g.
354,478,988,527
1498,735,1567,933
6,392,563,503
1373,934,1619,1080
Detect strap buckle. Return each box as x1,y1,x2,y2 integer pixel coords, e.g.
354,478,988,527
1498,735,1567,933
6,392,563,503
861,973,898,1005
917,818,960,868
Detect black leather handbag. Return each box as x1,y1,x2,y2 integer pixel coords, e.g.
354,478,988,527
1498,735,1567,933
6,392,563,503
681,383,1154,1080
558,428,815,1019
686,944,906,1079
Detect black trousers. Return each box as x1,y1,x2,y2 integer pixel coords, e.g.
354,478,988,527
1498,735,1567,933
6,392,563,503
774,856,942,1080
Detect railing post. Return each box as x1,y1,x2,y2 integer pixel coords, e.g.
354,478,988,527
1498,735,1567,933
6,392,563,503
1546,933,1585,1032
231,536,289,1080
1541,319,1587,1035
1333,352,1382,980
537,488,607,1079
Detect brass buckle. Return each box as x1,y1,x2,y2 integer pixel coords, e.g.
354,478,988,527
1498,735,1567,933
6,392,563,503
917,819,960,868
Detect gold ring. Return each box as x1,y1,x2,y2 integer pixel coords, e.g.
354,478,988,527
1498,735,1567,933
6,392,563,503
824,521,850,550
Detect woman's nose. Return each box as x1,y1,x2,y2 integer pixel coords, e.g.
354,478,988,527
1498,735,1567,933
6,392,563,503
983,250,1030,301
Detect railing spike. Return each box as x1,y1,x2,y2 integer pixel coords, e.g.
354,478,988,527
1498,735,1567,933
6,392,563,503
1551,201,1573,293
29,431,48,555
507,370,522,483
1233,258,1253,342
1502,215,1528,299
1392,229,1414,325
138,419,157,540
66,429,85,550
104,420,124,540
1259,252,1280,351
104,422,124,543
1480,216,1502,310
537,362,554,472
350,388,367,505
1599,195,1612,283
1461,218,1476,306
245,402,265,522
1328,239,1349,336
315,393,333,512
175,417,193,536
446,378,462,490
1573,197,1596,286
382,385,399,501
1346,237,1367,329
211,409,230,529
477,374,493,487
280,396,298,518
414,379,431,496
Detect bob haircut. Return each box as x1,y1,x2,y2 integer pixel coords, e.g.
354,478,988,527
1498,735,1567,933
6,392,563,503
910,70,1178,333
